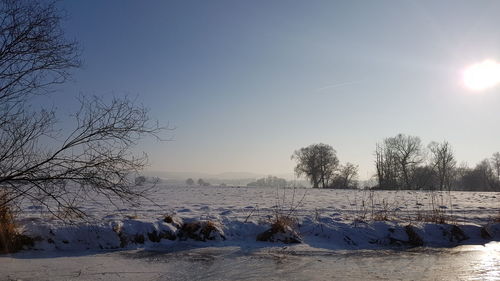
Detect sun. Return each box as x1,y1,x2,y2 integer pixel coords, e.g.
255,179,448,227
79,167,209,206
463,60,500,91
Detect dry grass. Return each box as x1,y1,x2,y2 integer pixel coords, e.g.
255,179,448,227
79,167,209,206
372,211,389,221
415,209,448,224
404,224,424,247
255,187,304,243
350,190,398,222
0,197,17,253
413,190,453,224
178,220,225,241
270,215,297,233
269,187,304,231
199,221,219,238
257,215,301,243
494,212,500,223
349,189,459,224
0,192,34,253
163,214,182,228
163,215,174,223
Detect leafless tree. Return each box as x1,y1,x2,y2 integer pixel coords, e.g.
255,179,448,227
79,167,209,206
375,142,399,189
374,134,424,189
388,134,424,188
491,152,500,183
0,0,79,105
474,160,496,191
428,141,456,191
331,162,358,189
456,160,496,191
0,0,162,220
292,143,339,188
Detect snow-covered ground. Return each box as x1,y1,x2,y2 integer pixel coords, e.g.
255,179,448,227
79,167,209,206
2,185,500,280
13,185,500,252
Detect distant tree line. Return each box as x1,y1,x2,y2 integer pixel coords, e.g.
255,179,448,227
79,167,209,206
185,178,211,186
134,176,161,186
247,176,288,188
374,134,500,191
292,143,358,189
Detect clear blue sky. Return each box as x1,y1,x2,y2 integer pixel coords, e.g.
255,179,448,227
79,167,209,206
54,0,500,179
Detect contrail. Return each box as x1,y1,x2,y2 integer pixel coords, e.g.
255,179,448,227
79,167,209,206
316,80,363,92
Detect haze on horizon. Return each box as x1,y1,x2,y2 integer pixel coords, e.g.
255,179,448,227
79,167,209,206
54,0,500,180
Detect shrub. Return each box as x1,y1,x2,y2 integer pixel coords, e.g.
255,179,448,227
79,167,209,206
0,193,34,253
256,187,304,243
257,215,301,243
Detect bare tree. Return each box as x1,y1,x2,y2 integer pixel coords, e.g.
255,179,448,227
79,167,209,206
0,1,162,219
292,143,339,188
374,134,424,189
375,142,399,189
387,134,424,189
331,162,358,189
0,0,79,105
1,96,162,218
491,152,500,183
475,160,496,191
428,141,456,191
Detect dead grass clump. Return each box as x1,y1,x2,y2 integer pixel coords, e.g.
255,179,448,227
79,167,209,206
111,224,128,247
257,215,301,244
0,194,34,253
256,187,305,243
200,221,218,238
163,215,174,223
404,225,423,247
270,215,297,234
163,214,182,228
494,213,500,223
178,220,225,241
372,212,389,221
449,225,468,242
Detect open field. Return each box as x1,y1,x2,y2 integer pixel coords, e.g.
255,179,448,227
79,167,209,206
12,185,500,252
2,185,500,280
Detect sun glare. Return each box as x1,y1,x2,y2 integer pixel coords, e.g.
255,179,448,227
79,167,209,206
463,60,500,91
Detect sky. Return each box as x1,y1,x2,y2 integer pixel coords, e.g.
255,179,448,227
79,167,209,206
52,0,500,180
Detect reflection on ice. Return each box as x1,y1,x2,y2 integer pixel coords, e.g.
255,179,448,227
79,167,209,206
122,243,500,281
1,243,499,280
471,242,500,281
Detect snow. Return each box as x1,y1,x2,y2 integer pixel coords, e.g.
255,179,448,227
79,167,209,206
11,186,500,252
2,185,500,280
1,243,500,280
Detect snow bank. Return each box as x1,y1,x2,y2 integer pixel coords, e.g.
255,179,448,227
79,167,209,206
17,216,500,252
12,186,500,252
